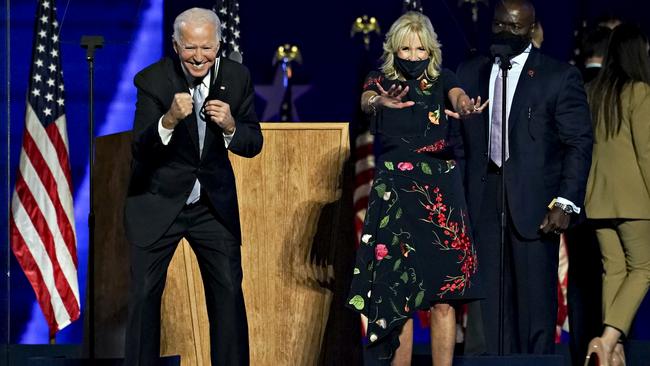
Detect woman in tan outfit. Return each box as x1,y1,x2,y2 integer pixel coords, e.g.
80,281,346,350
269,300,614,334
584,24,650,366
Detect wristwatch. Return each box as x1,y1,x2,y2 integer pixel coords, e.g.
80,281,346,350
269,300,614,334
553,201,574,215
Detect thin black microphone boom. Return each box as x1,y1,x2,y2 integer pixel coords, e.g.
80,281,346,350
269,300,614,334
490,44,514,70
490,44,514,63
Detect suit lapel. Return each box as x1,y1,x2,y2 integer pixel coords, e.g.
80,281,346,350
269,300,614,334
201,57,226,159
509,50,540,135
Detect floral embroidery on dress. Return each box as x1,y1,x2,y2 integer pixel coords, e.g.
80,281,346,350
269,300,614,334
397,162,414,171
428,110,440,125
364,75,384,91
417,76,433,96
402,183,478,298
415,139,447,154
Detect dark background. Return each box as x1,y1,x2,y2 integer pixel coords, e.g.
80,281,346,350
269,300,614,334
1,0,649,345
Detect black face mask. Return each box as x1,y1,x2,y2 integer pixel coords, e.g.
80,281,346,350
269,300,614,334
491,32,530,58
394,57,429,80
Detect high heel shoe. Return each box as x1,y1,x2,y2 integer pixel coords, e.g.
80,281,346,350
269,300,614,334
584,337,611,366
609,343,626,366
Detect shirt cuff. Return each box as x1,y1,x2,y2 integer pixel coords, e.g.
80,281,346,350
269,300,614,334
158,116,174,145
555,197,581,214
223,127,235,148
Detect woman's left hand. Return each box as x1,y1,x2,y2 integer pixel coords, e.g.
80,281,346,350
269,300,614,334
444,95,489,119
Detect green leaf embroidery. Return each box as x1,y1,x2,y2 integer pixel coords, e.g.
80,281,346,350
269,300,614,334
420,162,432,175
396,208,403,219
349,295,365,311
353,268,360,275
393,259,402,271
374,183,387,198
384,161,395,170
414,291,425,307
400,272,409,283
391,235,399,245
379,215,390,228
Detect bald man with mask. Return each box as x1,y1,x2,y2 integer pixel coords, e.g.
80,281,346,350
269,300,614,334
456,0,593,355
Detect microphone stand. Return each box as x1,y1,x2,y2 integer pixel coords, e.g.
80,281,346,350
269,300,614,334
80,35,103,361
496,55,512,356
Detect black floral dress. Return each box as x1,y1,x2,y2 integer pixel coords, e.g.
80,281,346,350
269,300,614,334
348,69,481,358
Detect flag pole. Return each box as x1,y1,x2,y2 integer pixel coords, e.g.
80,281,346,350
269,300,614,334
80,35,103,360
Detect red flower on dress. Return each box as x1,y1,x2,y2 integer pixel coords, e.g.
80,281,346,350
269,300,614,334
415,139,447,154
405,182,479,298
375,244,388,260
363,76,383,90
397,162,414,171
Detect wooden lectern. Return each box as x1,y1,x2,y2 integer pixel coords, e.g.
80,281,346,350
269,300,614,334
94,123,349,365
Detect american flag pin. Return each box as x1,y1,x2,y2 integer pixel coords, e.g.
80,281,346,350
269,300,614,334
528,69,535,77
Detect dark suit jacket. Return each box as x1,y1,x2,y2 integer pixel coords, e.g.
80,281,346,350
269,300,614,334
456,50,593,239
124,57,263,247
581,66,601,84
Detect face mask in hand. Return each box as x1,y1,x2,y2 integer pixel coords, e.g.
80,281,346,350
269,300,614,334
491,31,531,58
394,57,430,80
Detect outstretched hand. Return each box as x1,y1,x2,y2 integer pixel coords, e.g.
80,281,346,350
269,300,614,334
445,95,489,119
374,83,416,109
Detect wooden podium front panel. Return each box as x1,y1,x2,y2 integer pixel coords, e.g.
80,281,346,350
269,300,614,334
161,240,210,365
160,123,349,366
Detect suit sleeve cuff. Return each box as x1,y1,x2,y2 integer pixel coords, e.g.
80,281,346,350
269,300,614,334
158,115,174,145
555,197,581,214
223,127,236,148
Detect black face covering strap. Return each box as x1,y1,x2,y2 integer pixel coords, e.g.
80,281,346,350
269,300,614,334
394,57,430,80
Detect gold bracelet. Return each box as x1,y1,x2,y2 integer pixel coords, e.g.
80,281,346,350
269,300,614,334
368,94,380,114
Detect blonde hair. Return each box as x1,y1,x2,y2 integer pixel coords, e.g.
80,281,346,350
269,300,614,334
380,12,442,80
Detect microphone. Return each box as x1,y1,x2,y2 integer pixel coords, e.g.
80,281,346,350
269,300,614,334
228,51,242,64
490,44,514,70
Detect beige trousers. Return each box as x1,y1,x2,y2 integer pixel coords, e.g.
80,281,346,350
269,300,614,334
595,219,650,336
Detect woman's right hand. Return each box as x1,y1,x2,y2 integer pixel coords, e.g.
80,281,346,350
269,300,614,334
375,83,416,109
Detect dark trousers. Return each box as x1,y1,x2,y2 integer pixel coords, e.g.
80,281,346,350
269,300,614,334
465,167,559,355
124,199,249,366
565,222,603,365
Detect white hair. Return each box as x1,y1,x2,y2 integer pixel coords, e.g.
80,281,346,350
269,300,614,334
172,8,222,43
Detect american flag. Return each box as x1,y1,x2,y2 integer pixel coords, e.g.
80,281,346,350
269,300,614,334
213,0,242,61
403,0,423,13
556,234,570,341
353,132,375,248
10,0,80,336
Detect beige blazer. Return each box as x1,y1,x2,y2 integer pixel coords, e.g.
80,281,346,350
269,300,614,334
586,82,650,219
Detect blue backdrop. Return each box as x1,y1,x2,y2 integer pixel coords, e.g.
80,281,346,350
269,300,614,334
1,0,648,345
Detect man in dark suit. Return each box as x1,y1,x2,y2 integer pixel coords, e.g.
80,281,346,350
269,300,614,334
123,7,263,366
580,26,611,83
456,0,593,355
